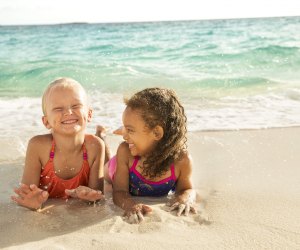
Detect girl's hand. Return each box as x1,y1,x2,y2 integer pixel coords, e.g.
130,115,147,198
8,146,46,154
166,191,197,216
167,200,197,216
11,183,49,210
65,185,104,202
123,204,152,224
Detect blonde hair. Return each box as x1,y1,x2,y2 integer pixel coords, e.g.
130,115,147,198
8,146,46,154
42,77,88,115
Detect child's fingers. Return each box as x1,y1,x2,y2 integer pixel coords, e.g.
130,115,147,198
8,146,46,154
83,190,97,200
11,195,31,208
19,184,32,195
65,189,78,198
169,202,179,211
29,184,39,191
184,204,191,216
66,187,104,201
29,184,45,196
80,189,87,194
42,191,49,197
12,189,47,210
38,191,49,203
177,204,186,216
77,189,100,201
11,196,25,206
94,191,104,200
123,208,145,224
11,195,21,203
141,205,152,214
127,213,139,224
137,211,144,222
13,188,26,199
78,190,87,199
89,191,105,201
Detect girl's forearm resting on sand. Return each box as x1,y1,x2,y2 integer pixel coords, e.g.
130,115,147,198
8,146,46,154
113,190,137,210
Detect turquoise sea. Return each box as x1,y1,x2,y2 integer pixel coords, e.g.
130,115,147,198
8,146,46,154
1,16,300,162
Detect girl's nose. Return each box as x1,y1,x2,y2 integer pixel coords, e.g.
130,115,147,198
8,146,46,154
123,131,128,141
64,107,73,115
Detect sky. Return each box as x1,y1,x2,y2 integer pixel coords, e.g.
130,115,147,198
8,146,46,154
0,0,299,25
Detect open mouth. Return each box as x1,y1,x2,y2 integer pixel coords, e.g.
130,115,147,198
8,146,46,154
128,143,135,149
61,119,78,124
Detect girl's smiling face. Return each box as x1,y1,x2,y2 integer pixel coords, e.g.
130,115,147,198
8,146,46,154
42,85,92,135
122,107,160,157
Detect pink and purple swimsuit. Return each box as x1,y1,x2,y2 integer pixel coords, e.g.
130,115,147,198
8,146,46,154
108,156,176,196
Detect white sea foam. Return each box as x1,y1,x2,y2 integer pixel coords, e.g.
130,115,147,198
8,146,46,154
1,85,300,162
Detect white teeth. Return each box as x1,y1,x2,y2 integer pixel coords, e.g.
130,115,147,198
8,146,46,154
128,143,134,149
62,119,77,124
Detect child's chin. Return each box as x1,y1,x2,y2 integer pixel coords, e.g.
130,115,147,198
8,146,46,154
129,149,138,156
61,125,82,134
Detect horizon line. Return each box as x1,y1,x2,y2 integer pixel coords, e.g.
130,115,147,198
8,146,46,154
1,15,299,27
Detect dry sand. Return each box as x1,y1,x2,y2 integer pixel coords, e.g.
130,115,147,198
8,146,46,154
1,127,300,249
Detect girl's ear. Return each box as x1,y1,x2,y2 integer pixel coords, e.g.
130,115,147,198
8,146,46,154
153,125,164,140
87,108,93,122
42,116,51,129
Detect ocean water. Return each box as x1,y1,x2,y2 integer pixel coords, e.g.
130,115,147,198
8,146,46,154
1,16,300,162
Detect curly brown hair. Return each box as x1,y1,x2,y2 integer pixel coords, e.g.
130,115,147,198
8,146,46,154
124,87,187,178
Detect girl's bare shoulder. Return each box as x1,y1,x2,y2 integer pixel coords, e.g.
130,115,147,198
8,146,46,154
116,141,134,165
174,151,193,170
84,134,105,153
117,141,131,156
84,133,103,145
27,134,53,162
28,134,53,147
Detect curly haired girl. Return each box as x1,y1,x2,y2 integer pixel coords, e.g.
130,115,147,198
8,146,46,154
101,87,196,223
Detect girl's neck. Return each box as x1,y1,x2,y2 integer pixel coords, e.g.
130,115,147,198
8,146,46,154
52,133,85,154
139,156,148,164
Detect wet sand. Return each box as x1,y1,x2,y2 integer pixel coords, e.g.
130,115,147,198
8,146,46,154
1,127,300,249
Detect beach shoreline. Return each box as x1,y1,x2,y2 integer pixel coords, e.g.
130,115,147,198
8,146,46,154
1,126,300,249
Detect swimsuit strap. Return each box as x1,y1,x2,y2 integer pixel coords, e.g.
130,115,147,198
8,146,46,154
170,163,176,181
82,143,88,160
49,140,88,161
49,140,55,162
131,156,176,181
130,156,140,170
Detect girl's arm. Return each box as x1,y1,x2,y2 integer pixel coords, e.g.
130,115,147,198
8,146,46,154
22,136,44,185
87,136,105,192
11,136,49,210
169,152,196,216
113,142,152,223
112,142,134,209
